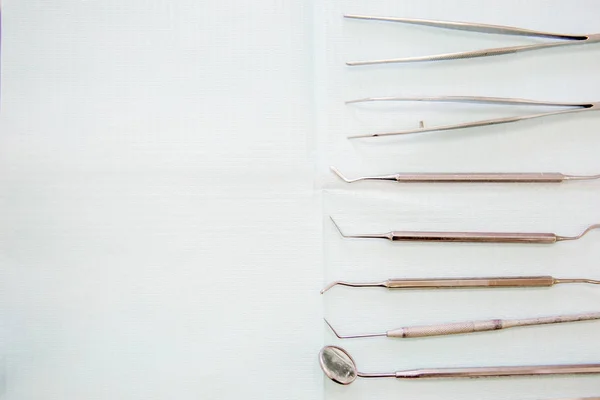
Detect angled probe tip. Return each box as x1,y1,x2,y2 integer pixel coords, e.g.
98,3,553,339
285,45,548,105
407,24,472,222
320,281,339,294
330,166,349,182
324,318,386,339
329,216,348,237
330,166,355,183
324,318,343,338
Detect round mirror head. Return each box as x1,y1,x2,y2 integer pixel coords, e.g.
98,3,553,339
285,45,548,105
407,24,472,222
319,345,358,385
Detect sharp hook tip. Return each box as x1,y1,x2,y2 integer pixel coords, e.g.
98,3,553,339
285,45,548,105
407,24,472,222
323,318,342,338
324,317,386,339
329,217,347,237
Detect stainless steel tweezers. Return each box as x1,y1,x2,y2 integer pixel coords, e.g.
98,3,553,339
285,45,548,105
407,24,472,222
345,14,600,65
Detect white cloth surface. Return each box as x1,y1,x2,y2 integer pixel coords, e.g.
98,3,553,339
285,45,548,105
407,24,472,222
1,0,600,399
0,1,321,399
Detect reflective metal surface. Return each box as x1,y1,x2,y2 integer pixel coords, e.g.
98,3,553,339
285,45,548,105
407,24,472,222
344,15,600,65
330,217,600,244
344,96,600,138
319,346,600,384
325,311,600,339
320,275,600,294
331,166,600,184
318,346,358,385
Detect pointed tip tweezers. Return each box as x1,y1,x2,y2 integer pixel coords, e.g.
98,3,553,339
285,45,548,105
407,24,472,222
344,96,599,138
343,14,600,65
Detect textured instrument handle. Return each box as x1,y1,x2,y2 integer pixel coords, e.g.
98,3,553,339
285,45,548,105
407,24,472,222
397,364,600,379
394,172,565,183
503,312,600,329
387,311,600,338
386,276,555,289
388,319,502,338
390,231,557,244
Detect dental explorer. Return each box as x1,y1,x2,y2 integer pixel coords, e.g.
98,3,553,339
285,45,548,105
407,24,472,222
330,217,600,245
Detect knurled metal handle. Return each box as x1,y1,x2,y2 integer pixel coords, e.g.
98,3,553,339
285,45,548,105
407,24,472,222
397,364,600,379
390,231,557,243
394,172,565,183
503,312,600,329
386,276,555,289
388,320,502,338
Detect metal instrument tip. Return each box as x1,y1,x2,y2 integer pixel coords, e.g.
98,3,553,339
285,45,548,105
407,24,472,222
330,166,352,183
554,278,600,285
329,216,348,237
563,173,600,181
324,318,386,339
330,166,397,183
347,133,379,139
557,224,600,241
329,217,392,240
324,318,343,338
321,280,388,293
320,281,339,294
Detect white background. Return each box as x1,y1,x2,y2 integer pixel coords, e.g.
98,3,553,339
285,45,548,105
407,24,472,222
1,0,600,399
0,1,321,398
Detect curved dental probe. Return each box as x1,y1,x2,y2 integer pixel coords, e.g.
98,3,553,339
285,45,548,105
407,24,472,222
344,96,600,138
324,310,600,339
319,345,600,385
320,276,600,294
343,14,600,65
330,166,600,184
330,216,600,244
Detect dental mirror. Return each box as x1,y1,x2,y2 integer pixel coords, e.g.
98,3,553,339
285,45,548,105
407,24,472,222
318,345,600,385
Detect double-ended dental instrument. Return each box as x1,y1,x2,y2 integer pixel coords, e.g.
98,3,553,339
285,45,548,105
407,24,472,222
345,96,599,138
344,14,600,65
320,275,600,294
324,311,600,339
330,217,600,245
331,166,600,184
319,345,600,385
